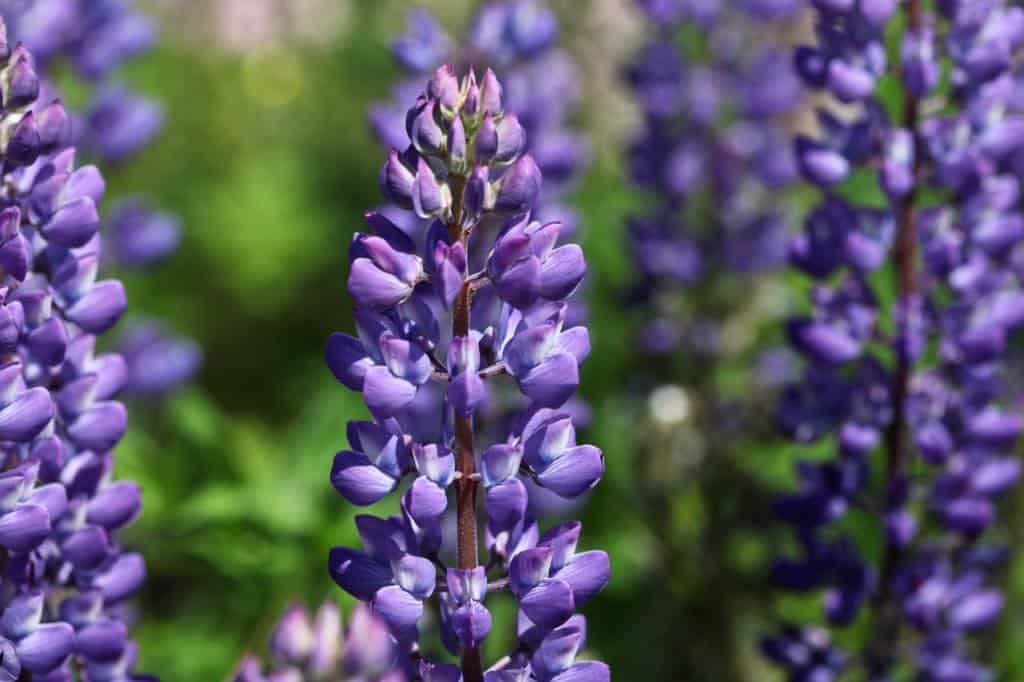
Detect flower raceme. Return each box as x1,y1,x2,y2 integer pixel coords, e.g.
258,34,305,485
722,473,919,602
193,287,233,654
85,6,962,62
0,18,153,679
765,0,1024,679
4,0,201,398
370,5,593,508
327,65,609,682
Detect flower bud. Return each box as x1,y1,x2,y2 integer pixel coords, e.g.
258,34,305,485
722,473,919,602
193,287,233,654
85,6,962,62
480,68,503,115
428,64,460,117
409,99,444,155
447,114,466,170
412,157,450,219
381,149,416,208
494,154,542,214
493,114,527,165
475,113,499,164
1,46,39,110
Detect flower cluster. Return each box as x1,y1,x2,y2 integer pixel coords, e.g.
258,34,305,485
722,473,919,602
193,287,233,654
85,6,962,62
4,0,201,397
766,0,1024,678
0,20,151,679
369,2,592,518
624,0,803,356
327,65,609,681
234,600,404,682
371,1,586,233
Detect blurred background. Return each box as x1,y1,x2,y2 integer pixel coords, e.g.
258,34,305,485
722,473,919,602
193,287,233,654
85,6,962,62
60,0,1024,679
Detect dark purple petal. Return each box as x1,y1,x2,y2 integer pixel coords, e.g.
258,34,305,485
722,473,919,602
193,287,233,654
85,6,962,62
328,547,392,601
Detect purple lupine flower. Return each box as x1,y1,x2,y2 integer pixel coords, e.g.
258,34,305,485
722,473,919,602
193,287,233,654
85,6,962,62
0,20,151,678
234,600,404,681
370,3,592,498
625,0,802,358
328,66,608,682
3,0,200,396
767,0,1024,678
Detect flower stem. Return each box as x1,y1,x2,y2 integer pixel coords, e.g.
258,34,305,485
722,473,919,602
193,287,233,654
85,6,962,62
867,0,923,672
449,174,484,682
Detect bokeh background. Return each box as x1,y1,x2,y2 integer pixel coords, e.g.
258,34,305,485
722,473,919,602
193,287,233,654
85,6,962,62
75,0,1024,679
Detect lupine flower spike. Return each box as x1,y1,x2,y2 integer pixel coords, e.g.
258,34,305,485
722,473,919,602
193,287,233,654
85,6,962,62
3,0,201,396
369,5,592,519
0,18,152,679
626,0,803,355
327,65,609,681
765,0,1024,679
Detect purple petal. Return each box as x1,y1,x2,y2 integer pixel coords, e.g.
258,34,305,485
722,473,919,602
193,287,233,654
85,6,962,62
553,551,610,606
324,333,372,391
539,245,586,301
0,504,50,553
67,401,128,452
391,555,436,601
536,446,604,498
521,578,574,631
75,620,127,663
402,476,448,526
372,584,423,645
520,352,579,408
349,259,413,309
331,450,397,506
509,546,554,597
485,478,528,530
65,280,127,334
451,601,492,648
16,622,74,674
0,388,53,442
949,590,1004,631
94,553,145,603
363,366,417,417
86,481,141,529
62,525,112,569
328,547,392,601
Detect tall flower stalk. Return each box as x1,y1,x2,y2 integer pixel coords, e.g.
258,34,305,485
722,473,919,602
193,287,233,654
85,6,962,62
0,18,151,679
765,0,1024,678
619,1,802,677
327,65,609,681
369,5,592,507
3,0,201,397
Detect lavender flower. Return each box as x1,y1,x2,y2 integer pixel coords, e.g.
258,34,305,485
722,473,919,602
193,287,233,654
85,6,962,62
328,66,609,681
0,19,152,678
767,0,1024,678
234,600,404,682
3,0,200,396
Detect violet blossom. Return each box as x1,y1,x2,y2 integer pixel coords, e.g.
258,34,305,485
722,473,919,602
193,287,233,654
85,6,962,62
327,65,609,682
0,18,153,679
3,0,201,397
765,0,1024,678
